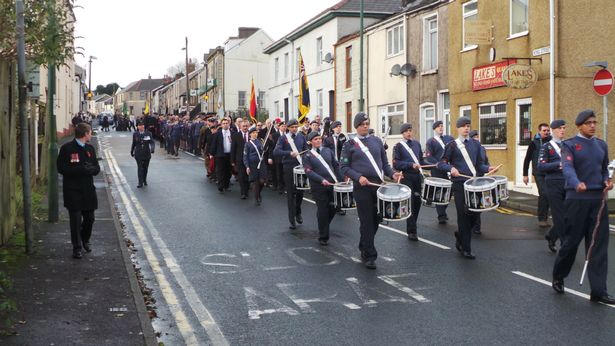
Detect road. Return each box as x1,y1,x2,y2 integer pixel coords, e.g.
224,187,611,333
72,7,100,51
97,131,615,345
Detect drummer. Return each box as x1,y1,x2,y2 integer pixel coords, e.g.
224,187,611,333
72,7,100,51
469,129,488,235
243,126,269,206
303,131,343,245
437,116,496,259
340,112,402,269
425,121,454,224
273,119,308,229
392,123,428,241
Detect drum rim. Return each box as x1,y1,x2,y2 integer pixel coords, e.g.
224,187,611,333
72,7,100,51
467,203,500,212
463,177,498,191
424,176,453,187
293,165,305,173
334,184,353,192
376,183,412,201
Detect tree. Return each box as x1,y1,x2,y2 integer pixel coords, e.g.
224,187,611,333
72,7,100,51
166,57,200,78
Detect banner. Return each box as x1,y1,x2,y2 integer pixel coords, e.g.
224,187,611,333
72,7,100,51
249,78,257,123
298,51,310,123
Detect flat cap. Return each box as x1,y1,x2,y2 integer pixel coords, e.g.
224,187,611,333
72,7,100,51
331,121,342,129
287,119,299,127
456,116,471,128
432,120,443,130
469,130,479,138
400,123,413,134
575,109,595,126
550,119,566,129
353,112,369,128
307,131,321,142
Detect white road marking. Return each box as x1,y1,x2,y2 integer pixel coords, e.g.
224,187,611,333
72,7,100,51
105,149,230,345
378,274,431,303
244,287,300,320
512,271,615,309
610,225,615,233
261,265,298,271
240,252,251,257
345,277,411,307
285,247,341,266
276,283,361,313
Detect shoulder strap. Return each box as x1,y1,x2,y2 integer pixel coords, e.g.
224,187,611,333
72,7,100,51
399,141,423,175
355,138,384,182
455,138,477,177
433,136,445,150
311,149,338,183
285,133,302,165
549,139,561,157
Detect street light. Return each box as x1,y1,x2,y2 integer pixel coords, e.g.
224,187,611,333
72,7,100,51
182,37,190,111
88,55,97,98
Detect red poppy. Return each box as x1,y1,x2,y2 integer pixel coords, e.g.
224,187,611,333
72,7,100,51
86,152,91,158
575,143,582,151
549,149,555,155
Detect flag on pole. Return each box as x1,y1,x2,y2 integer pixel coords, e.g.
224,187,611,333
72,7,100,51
144,101,150,115
249,78,257,123
298,51,310,123
216,92,224,118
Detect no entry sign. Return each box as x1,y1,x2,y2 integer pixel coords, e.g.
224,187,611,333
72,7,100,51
593,69,614,96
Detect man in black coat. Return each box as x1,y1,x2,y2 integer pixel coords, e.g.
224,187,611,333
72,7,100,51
57,123,101,259
231,120,251,199
131,121,155,188
208,118,233,192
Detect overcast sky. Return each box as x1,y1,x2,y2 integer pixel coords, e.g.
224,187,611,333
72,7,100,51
73,0,337,89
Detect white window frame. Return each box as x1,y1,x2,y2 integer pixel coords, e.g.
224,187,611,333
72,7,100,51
459,105,472,119
296,47,301,75
386,23,405,58
509,0,529,39
478,101,507,147
438,90,450,135
238,91,246,108
423,14,438,73
316,89,324,116
462,0,479,51
316,37,323,66
274,58,279,81
284,53,289,78
419,103,436,148
379,103,405,138
274,101,280,118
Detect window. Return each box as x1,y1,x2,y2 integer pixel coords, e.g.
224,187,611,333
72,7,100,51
345,46,352,88
316,89,323,116
517,99,532,146
274,58,279,81
296,48,301,75
420,104,436,148
140,91,146,100
439,91,450,134
316,37,323,66
238,91,246,108
284,53,289,78
459,105,472,119
462,0,478,50
479,102,507,146
274,101,280,118
379,103,405,136
510,0,529,36
294,95,299,116
345,102,352,132
258,91,265,109
386,23,405,57
423,15,438,71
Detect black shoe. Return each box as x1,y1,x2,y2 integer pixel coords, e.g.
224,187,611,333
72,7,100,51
72,250,83,259
462,251,476,260
546,235,557,253
295,215,303,224
144,181,148,186
256,199,261,206
319,239,328,246
338,210,346,216
364,260,377,269
472,228,482,235
289,222,297,230
454,232,462,252
408,232,419,241
552,279,565,294
279,190,285,195
590,294,615,304
218,187,224,194
137,184,143,188
240,195,247,200
438,217,447,224
82,242,92,253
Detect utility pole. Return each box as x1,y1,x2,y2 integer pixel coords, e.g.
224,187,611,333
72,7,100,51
359,0,365,112
88,55,97,98
183,37,190,111
47,0,59,223
16,0,33,254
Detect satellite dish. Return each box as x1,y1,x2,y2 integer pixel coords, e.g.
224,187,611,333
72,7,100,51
324,52,334,64
390,64,401,76
400,63,417,77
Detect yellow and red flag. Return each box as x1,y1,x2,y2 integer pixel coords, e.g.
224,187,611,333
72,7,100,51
249,78,257,123
298,51,310,124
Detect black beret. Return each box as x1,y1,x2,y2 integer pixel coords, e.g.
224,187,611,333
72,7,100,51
550,119,566,129
307,131,321,142
456,116,471,128
432,120,443,130
353,112,369,128
469,130,479,138
136,120,144,126
287,119,299,127
331,121,342,129
575,109,595,126
310,120,319,125
248,127,258,134
400,123,413,134
368,129,375,135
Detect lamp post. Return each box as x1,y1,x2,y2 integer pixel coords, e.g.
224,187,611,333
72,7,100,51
283,38,294,120
88,55,97,97
182,37,190,111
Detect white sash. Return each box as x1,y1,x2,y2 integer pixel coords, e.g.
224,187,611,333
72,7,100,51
286,132,303,165
311,149,338,183
355,137,384,182
549,139,561,157
250,140,263,162
399,141,424,175
434,135,445,149
333,135,339,160
455,138,477,177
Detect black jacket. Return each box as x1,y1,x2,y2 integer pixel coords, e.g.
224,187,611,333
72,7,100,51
57,139,100,211
208,128,232,158
523,135,551,177
231,131,250,167
131,130,155,160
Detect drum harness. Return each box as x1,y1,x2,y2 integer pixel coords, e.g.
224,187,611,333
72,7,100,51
286,132,303,165
455,138,477,178
249,140,263,168
548,139,561,157
310,149,339,184
399,141,424,176
355,138,384,183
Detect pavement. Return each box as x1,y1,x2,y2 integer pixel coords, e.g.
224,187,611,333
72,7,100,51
0,136,156,346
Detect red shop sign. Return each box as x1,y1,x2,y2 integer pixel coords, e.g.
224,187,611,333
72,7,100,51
472,59,516,91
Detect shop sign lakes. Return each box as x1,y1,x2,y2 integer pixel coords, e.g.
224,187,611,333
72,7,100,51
502,63,538,89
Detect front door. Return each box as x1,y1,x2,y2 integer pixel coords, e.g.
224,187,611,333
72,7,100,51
515,98,532,187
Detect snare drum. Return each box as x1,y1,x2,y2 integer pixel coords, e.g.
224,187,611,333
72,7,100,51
492,175,509,201
463,177,499,212
376,183,412,221
421,177,452,207
293,165,310,190
333,182,356,210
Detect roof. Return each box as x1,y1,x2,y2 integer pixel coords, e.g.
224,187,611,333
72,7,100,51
93,94,111,102
401,0,445,12
264,0,401,54
124,78,165,92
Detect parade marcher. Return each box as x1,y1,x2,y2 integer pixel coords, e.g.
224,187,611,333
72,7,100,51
523,123,552,227
469,129,488,235
102,115,110,132
340,112,402,269
57,123,100,259
425,121,454,224
392,123,428,241
243,127,269,205
274,121,287,194
303,131,343,245
437,116,495,259
170,116,182,157
130,120,155,188
209,118,233,193
206,123,219,182
552,110,615,304
231,120,251,199
274,119,308,229
323,121,348,215
537,119,567,252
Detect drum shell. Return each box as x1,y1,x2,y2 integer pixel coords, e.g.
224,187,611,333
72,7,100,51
376,183,412,221
421,177,452,207
293,165,310,190
333,182,356,210
492,175,509,201
463,177,499,212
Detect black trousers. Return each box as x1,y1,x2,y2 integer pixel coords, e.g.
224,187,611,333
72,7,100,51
311,184,336,241
431,170,449,221
193,136,201,156
452,181,478,253
401,175,422,234
546,179,566,242
68,210,95,250
237,163,250,197
354,184,380,261
282,165,303,224
535,174,550,221
136,158,150,185
553,198,609,296
275,160,285,191
215,155,232,190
